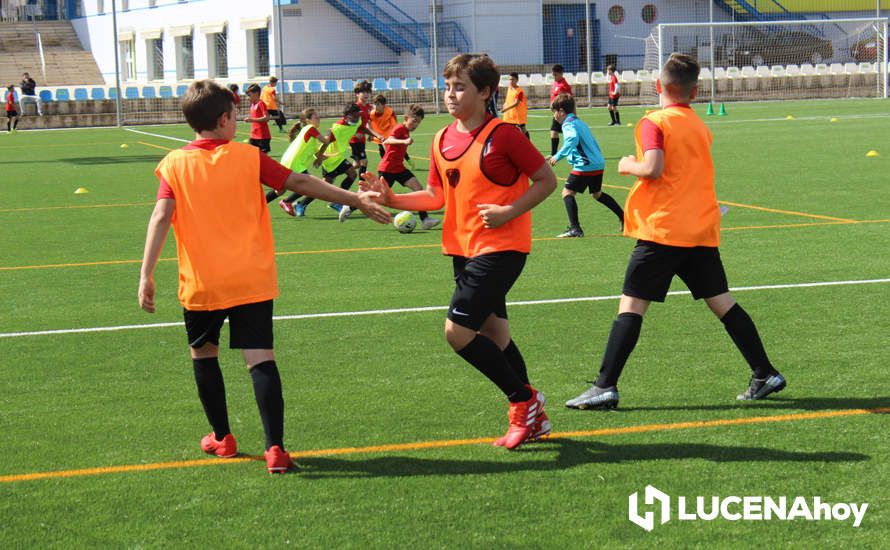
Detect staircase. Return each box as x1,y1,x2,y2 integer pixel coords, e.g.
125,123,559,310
0,21,103,86
713,0,794,22
325,0,429,54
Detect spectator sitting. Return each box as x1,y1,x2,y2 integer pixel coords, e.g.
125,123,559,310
19,72,43,116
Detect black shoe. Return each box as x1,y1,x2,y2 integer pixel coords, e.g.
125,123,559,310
737,373,787,400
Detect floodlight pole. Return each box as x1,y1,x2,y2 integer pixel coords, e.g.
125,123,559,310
709,0,715,103
111,0,122,127
585,0,592,108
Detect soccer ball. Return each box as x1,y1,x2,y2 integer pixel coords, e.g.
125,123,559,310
393,211,417,234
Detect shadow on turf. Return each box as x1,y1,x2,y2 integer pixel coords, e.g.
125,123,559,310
619,396,890,413
294,438,868,479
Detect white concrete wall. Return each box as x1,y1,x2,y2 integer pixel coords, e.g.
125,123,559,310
444,0,543,65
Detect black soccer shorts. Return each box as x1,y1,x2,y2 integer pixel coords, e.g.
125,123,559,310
448,252,527,330
184,300,274,349
622,240,729,302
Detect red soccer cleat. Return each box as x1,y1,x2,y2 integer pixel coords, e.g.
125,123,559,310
279,199,296,217
496,388,545,450
494,387,549,447
200,432,238,458
264,445,294,474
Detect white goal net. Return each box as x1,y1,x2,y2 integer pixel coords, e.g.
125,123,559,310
643,18,888,104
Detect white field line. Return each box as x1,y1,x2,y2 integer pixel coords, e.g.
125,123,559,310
2,277,888,339
124,128,189,142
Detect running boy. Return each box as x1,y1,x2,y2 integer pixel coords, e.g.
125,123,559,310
342,104,438,228
293,103,360,215
549,93,624,237
369,94,398,158
5,85,19,133
349,80,384,175
265,108,330,214
606,65,622,126
138,80,390,473
261,76,286,132
565,54,785,410
362,54,558,450
501,72,529,139
244,83,271,154
549,64,573,156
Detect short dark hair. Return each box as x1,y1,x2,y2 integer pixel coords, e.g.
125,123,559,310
227,83,239,93
181,80,235,133
509,72,519,80
354,80,372,94
606,64,616,72
443,53,499,99
343,102,361,117
551,64,564,74
550,93,575,114
662,53,700,97
269,76,278,83
245,83,262,95
406,103,425,119
373,94,387,105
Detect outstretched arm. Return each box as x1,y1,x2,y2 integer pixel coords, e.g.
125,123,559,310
360,171,445,212
283,171,391,224
138,199,175,313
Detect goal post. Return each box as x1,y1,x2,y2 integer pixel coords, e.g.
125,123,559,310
643,17,888,105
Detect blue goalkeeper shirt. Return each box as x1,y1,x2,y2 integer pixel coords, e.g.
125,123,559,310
553,113,605,172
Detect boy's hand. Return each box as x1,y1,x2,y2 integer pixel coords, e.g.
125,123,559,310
477,203,512,229
359,172,393,205
548,156,558,166
138,275,156,313
618,155,636,175
356,190,392,224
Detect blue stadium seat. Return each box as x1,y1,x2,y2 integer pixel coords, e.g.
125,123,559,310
125,87,139,99
55,88,70,101
324,80,338,92
420,76,435,89
291,81,305,93
340,79,354,92
372,77,388,91
142,86,157,99
159,86,173,98
39,90,53,102
308,81,322,93
279,82,289,93
108,87,118,99
175,85,187,96
388,78,403,90
90,87,105,100
73,88,88,101
405,78,419,90
438,76,445,89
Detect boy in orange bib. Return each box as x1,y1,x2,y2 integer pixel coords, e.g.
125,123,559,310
566,54,785,410
363,54,557,450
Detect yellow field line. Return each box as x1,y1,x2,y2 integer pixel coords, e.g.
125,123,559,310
0,202,155,213
5,220,890,271
1,407,886,484
601,184,858,223
0,141,125,149
137,140,173,152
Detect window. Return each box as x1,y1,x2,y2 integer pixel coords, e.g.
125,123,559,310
147,37,164,80
120,39,136,81
208,30,228,79
247,27,269,78
642,4,657,25
176,34,194,80
121,0,129,11
97,0,104,15
608,5,625,25
148,0,156,7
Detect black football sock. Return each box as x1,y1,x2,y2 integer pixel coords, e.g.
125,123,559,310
609,110,616,124
192,357,230,439
284,192,302,203
265,190,280,203
594,312,643,388
551,137,559,156
615,111,621,125
299,197,315,207
596,192,625,223
250,360,285,450
720,303,777,379
339,174,356,191
457,335,531,403
418,211,429,220
563,194,580,229
502,339,529,385
13,118,19,129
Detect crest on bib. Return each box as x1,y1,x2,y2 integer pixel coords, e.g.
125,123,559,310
446,168,460,188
